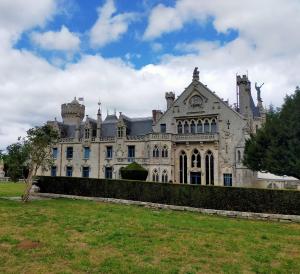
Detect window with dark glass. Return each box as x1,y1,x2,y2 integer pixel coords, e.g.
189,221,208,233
184,121,189,133
204,120,210,133
211,119,217,133
162,145,168,158
160,123,166,133
106,146,113,159
190,121,196,134
105,167,112,179
52,148,58,159
84,128,90,139
223,173,232,186
66,166,73,177
128,145,135,162
117,127,123,138
152,169,159,182
177,121,183,134
197,121,203,133
51,166,57,177
162,170,168,183
191,149,201,168
82,166,90,178
83,147,90,159
205,151,214,185
66,147,73,159
152,145,159,158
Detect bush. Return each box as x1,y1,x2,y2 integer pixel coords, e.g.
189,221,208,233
37,176,300,215
120,162,148,181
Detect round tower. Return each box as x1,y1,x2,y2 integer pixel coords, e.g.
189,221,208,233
61,97,85,125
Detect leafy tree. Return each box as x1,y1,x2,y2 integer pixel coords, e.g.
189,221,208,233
5,141,29,181
5,125,58,202
244,87,300,179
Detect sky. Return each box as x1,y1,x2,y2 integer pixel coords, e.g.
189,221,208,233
1,0,300,150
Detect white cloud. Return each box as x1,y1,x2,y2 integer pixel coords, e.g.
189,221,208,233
31,25,80,51
90,0,136,47
0,0,57,45
151,42,163,52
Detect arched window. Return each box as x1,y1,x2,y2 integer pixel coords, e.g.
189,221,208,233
84,128,90,139
205,151,214,185
190,120,196,134
152,145,159,158
204,120,210,133
177,121,183,134
162,170,168,183
197,120,203,133
162,145,168,158
152,169,159,182
184,121,189,133
191,149,201,168
211,119,217,133
237,150,241,163
179,151,187,184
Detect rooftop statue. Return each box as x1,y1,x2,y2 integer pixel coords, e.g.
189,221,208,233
193,67,199,81
255,82,264,102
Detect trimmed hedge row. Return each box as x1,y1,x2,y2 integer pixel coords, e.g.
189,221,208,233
37,176,300,215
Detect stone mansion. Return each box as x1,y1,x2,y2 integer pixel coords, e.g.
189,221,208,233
42,68,266,187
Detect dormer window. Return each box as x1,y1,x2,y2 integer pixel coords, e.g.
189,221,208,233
117,127,123,138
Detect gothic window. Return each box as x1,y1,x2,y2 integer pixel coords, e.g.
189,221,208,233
184,121,189,133
177,121,183,134
191,149,201,168
162,170,168,183
152,145,159,158
152,169,159,182
204,120,210,133
211,119,217,133
162,145,168,158
205,151,214,185
190,120,196,134
197,120,203,133
84,128,90,139
179,151,187,184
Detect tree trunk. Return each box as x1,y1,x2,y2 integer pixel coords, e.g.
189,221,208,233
22,165,38,202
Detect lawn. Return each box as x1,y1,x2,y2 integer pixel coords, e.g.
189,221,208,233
0,183,300,274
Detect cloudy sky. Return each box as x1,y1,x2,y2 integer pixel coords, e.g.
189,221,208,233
1,0,300,150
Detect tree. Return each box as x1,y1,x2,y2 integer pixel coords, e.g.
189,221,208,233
5,141,29,181
5,124,58,202
243,87,300,179
23,125,59,202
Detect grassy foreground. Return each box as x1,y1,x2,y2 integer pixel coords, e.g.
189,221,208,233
0,183,300,274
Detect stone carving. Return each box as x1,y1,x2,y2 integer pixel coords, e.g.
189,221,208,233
189,95,203,108
255,82,264,102
193,67,199,81
0,159,4,178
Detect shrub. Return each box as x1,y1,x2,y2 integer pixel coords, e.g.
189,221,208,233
37,176,300,215
120,162,148,181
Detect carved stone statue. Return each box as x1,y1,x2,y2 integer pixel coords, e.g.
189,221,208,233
255,82,264,102
193,67,199,81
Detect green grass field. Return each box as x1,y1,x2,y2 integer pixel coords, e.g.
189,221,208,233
0,182,300,274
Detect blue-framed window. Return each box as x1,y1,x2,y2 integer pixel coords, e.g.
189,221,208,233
82,166,89,178
66,166,73,177
223,173,232,186
83,147,90,159
106,146,113,159
51,166,57,177
128,145,135,162
66,147,73,159
52,148,58,159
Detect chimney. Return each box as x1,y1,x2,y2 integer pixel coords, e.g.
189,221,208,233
165,92,175,109
152,109,163,124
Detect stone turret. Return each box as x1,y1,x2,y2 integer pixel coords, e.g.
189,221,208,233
237,75,252,118
61,97,85,125
165,92,175,109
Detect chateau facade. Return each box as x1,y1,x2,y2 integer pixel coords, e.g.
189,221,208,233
42,68,266,187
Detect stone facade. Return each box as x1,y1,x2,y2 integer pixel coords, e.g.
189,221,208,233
39,68,266,187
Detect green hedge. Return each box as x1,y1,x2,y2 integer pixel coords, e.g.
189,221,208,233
36,176,300,215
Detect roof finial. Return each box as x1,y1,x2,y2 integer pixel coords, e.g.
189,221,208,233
193,67,199,81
